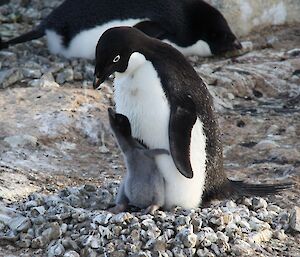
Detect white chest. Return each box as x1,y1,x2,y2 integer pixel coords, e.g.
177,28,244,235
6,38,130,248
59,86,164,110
114,53,207,209
115,54,170,148
164,39,212,57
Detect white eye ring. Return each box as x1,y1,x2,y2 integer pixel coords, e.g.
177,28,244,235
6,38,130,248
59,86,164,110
113,55,121,63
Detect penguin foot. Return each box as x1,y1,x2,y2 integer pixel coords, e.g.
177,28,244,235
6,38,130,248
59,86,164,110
108,204,127,214
142,204,160,215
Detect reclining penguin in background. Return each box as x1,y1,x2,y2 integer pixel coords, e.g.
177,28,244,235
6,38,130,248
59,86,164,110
0,0,242,59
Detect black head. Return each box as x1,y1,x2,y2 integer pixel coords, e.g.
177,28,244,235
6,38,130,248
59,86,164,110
108,108,132,138
93,26,146,89
188,1,242,55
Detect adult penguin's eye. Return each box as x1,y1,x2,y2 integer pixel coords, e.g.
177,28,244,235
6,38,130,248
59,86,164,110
113,55,121,63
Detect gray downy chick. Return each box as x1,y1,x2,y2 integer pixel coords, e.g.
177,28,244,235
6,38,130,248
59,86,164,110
108,108,169,214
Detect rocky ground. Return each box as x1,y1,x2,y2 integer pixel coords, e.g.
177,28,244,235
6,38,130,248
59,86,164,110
0,0,300,256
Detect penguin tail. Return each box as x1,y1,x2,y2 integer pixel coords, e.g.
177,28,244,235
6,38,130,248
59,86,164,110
0,37,8,50
0,27,45,50
229,180,293,196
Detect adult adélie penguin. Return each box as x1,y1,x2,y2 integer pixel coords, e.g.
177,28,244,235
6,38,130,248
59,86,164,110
93,27,291,209
0,0,242,58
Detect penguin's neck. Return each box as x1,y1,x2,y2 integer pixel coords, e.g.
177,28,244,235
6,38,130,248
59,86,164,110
115,52,148,83
113,132,134,154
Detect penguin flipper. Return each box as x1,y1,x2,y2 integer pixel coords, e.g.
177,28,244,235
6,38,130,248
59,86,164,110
169,104,197,179
133,21,167,39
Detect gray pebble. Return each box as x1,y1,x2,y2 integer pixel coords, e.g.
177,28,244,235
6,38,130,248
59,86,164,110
47,243,65,257
289,206,300,232
273,229,287,240
9,216,31,232
248,229,273,244
22,68,42,79
63,250,80,257
252,197,268,210
0,68,23,88
176,225,197,248
4,134,38,148
42,222,62,241
231,239,253,256
31,206,46,217
56,68,74,84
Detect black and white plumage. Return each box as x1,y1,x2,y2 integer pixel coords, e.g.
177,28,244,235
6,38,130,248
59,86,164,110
108,108,168,214
93,26,223,209
93,27,292,209
0,0,242,58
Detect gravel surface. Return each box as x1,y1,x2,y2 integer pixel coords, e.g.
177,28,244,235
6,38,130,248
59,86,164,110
0,0,300,256
0,183,299,257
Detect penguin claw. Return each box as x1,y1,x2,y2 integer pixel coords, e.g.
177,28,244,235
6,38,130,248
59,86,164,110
142,205,160,215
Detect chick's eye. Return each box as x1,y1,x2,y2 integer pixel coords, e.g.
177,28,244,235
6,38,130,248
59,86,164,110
113,55,121,63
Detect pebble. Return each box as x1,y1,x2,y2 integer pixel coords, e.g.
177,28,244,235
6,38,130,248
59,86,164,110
29,73,60,88
254,140,279,150
289,206,300,232
47,243,65,257
0,68,23,88
176,225,197,248
56,68,74,84
22,68,42,79
249,216,270,231
248,229,273,244
231,239,253,255
287,48,300,56
93,213,112,225
251,197,268,210
63,251,80,257
273,229,287,240
241,41,253,51
4,134,38,148
9,216,31,232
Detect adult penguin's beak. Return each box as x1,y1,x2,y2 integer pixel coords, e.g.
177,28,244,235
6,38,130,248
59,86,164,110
93,76,104,90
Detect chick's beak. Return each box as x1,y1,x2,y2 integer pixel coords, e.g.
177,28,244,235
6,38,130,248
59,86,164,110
107,107,116,118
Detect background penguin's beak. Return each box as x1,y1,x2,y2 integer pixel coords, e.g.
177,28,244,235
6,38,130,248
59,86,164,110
233,39,242,50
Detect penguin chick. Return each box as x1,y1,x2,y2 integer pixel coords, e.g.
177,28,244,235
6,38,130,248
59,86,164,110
108,108,168,214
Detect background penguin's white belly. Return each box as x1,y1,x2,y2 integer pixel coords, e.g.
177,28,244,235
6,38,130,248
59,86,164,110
114,53,207,209
164,39,212,57
45,19,144,59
